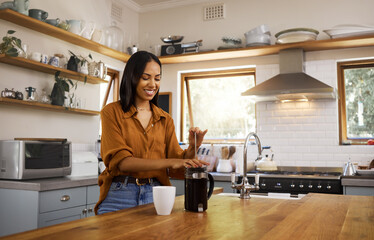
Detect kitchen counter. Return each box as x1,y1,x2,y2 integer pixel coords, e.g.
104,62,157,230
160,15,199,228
2,193,373,240
0,175,99,191
341,175,374,187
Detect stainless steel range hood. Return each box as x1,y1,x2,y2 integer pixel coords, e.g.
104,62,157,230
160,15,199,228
242,48,337,102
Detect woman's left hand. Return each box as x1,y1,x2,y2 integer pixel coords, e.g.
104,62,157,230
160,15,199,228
188,127,208,149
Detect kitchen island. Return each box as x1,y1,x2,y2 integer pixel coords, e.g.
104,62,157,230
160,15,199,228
1,193,373,239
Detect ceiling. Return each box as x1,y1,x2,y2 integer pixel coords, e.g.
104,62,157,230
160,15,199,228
123,0,210,12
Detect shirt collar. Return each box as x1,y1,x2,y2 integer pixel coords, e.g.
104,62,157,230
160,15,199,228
122,102,167,121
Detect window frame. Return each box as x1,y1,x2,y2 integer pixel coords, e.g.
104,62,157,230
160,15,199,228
180,68,256,143
101,68,120,109
337,59,374,145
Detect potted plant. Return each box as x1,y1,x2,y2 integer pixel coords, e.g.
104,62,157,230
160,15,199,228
67,50,92,74
0,30,25,57
50,71,76,106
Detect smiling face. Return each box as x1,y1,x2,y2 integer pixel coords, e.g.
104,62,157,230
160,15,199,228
134,60,161,107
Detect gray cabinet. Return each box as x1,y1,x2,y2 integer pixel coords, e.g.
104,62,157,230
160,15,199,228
0,185,99,237
343,186,374,196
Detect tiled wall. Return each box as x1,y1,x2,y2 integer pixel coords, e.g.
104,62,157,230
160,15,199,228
201,59,374,171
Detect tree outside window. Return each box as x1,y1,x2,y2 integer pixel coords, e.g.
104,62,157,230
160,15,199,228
181,68,256,143
338,60,374,144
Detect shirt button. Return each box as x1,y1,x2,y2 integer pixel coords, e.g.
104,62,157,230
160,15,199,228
144,132,146,134
152,124,154,127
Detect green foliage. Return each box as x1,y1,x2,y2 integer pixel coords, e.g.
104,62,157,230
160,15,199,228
50,71,78,106
344,67,374,138
0,30,24,57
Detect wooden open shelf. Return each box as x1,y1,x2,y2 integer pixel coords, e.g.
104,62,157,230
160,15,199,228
0,54,107,84
0,97,100,115
159,34,374,64
1,9,374,66
0,9,130,62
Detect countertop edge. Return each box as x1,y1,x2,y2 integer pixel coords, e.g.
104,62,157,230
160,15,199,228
0,175,99,191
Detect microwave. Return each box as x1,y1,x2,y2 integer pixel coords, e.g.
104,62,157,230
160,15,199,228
0,139,72,180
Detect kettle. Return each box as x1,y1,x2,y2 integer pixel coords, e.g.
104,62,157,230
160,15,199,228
343,162,356,176
256,146,277,171
184,167,214,212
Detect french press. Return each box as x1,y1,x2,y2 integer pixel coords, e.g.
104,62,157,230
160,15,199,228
184,167,214,212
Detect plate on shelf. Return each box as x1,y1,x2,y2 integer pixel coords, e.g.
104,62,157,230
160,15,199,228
275,28,319,44
356,169,374,176
323,24,374,39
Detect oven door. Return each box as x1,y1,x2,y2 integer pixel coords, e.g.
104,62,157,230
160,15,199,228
21,141,72,179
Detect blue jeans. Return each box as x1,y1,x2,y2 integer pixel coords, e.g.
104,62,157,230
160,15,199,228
97,177,161,215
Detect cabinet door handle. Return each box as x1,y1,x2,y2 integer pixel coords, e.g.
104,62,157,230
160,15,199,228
60,195,70,202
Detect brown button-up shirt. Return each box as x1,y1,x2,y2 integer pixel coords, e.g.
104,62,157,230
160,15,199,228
94,101,186,214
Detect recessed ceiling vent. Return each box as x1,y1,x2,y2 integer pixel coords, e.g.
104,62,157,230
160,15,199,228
204,4,225,21
111,2,123,22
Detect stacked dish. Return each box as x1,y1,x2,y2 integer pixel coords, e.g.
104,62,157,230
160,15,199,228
275,28,319,44
323,24,374,39
244,24,271,47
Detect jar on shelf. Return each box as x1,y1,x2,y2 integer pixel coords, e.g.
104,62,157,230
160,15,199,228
103,21,124,52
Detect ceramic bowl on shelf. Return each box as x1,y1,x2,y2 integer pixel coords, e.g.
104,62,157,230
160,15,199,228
275,28,319,44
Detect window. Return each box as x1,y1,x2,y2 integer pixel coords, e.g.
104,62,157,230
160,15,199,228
338,59,374,145
181,68,256,143
99,68,120,136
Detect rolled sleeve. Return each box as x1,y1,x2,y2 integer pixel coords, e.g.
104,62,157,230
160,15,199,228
101,104,134,176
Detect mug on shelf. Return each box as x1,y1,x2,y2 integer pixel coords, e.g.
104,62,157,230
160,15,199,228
41,54,49,64
29,52,41,62
48,56,59,67
28,9,48,21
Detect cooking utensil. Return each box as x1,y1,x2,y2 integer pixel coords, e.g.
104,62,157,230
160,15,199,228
221,146,229,159
343,162,356,176
256,146,277,171
228,146,236,159
160,35,184,44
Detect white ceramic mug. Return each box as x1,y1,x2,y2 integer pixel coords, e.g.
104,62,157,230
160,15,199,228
41,54,49,64
30,52,41,62
152,186,176,215
216,159,233,173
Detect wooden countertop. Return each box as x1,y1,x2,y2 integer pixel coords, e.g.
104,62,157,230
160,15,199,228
2,193,373,240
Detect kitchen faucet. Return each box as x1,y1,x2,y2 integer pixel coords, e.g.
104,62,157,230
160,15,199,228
231,132,262,199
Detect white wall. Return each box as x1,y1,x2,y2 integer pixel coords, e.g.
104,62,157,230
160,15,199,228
139,0,374,167
138,0,374,51
0,0,138,147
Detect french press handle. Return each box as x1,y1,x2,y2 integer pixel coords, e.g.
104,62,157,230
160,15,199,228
207,173,214,199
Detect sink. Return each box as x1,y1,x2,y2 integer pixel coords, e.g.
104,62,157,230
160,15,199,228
217,192,306,200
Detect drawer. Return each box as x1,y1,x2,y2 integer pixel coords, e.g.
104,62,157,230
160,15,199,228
38,206,84,228
39,187,86,213
87,185,100,204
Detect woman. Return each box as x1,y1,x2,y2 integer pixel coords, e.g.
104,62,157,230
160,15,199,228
95,51,208,215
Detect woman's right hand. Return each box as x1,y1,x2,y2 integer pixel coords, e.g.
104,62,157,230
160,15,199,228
170,158,210,169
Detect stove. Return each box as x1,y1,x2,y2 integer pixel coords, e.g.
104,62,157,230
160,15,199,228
237,166,343,195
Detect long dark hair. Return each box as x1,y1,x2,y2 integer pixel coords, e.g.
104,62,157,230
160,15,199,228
119,51,162,112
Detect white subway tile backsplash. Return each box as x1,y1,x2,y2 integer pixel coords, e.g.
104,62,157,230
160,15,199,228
274,124,289,131
309,161,327,167
295,160,311,166
279,117,295,124
244,60,374,168
295,102,310,109
266,117,280,124
287,124,303,131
